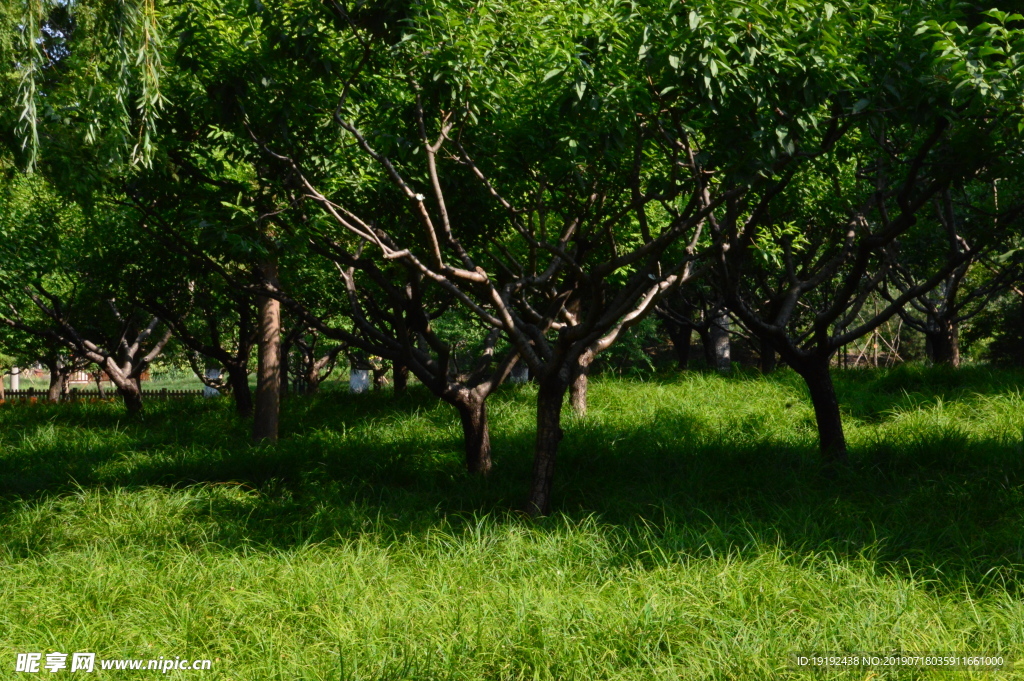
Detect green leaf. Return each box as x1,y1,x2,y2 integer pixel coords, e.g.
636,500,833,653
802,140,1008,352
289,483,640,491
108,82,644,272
543,68,564,82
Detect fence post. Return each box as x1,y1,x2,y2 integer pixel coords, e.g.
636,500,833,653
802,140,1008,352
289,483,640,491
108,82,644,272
27,387,34,397
161,388,167,400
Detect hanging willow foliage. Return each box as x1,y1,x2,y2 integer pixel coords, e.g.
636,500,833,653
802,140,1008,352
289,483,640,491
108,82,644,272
7,0,167,170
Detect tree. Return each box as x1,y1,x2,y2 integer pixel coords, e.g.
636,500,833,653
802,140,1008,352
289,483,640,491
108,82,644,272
657,2,1024,460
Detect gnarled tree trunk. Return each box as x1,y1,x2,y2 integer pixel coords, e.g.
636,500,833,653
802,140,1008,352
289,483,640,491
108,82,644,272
793,355,847,463
568,350,594,416
393,363,409,393
527,371,570,516
228,367,253,417
117,381,144,415
449,389,492,476
660,314,693,370
925,317,960,367
47,364,62,402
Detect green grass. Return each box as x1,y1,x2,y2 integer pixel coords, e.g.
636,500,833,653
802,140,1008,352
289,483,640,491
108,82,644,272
2,365,1024,679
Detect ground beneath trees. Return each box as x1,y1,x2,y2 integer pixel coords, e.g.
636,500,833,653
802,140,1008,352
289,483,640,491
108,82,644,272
2,366,1023,680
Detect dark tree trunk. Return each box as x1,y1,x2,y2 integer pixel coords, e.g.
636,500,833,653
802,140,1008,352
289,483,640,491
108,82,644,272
527,373,570,516
660,315,693,370
117,383,144,416
926,318,960,368
794,356,847,463
253,262,281,443
452,391,492,476
393,363,409,393
759,334,777,374
227,366,253,417
699,327,715,367
673,326,693,370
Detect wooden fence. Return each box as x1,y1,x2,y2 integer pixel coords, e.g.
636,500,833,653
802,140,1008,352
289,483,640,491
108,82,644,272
3,388,204,401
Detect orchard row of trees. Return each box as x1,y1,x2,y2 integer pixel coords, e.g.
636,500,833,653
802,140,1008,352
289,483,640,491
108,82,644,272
2,0,1023,513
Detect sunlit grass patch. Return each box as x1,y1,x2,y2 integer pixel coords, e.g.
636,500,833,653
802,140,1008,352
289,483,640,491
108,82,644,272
2,367,1024,679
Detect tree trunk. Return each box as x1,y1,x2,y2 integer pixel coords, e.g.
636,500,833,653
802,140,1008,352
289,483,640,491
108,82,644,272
10,366,19,392
709,305,731,372
795,356,847,463
661,316,693,370
253,261,281,443
699,327,715,367
527,373,569,516
759,333,777,374
452,391,492,476
568,350,594,416
393,363,409,393
228,366,253,417
116,382,144,416
47,365,61,402
509,361,529,384
926,318,960,368
60,368,72,400
304,367,320,395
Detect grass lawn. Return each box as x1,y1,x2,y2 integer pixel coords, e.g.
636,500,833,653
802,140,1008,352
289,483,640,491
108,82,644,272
2,365,1024,679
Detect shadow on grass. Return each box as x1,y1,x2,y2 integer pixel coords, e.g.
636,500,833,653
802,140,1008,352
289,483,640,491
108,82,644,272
1,371,1023,595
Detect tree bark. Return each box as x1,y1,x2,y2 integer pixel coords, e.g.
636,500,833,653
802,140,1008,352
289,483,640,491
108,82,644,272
527,373,569,516
60,368,72,400
795,356,848,463
452,391,492,475
304,367,320,395
47,365,62,402
116,382,144,416
926,318,960,367
709,305,731,372
699,326,715,367
568,350,594,416
759,333,777,374
393,363,409,393
253,261,281,443
227,366,253,417
665,319,693,370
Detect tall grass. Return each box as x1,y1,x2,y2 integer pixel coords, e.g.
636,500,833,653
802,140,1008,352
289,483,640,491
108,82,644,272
2,366,1024,679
